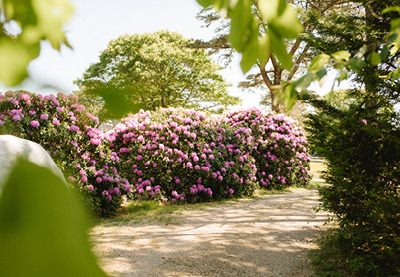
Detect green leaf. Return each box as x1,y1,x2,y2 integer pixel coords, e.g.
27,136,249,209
258,0,286,21
382,6,400,14
90,87,143,119
309,54,330,72
347,58,364,73
258,35,271,66
0,159,109,277
269,5,302,39
282,83,297,110
269,29,293,69
380,45,390,61
369,51,381,66
0,38,40,86
196,0,215,7
293,72,314,92
332,50,351,62
228,0,252,51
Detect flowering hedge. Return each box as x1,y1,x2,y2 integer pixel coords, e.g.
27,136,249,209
0,91,131,216
222,107,311,189
108,108,257,203
0,91,310,216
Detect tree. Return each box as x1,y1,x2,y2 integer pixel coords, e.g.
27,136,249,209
304,1,400,274
74,30,240,118
193,0,351,113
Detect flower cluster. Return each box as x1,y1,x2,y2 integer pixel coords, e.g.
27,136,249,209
0,91,131,216
222,107,311,189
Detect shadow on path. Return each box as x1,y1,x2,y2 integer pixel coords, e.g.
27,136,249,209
91,189,329,277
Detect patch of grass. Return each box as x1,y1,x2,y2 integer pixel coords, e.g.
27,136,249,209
310,160,327,181
310,228,355,277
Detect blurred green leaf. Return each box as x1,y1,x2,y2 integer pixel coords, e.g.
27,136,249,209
369,51,381,66
282,83,297,110
309,53,330,72
90,87,143,119
258,0,286,21
269,29,293,69
0,159,109,277
196,0,214,7
332,50,351,62
348,58,364,73
228,0,252,51
258,35,271,66
0,38,40,86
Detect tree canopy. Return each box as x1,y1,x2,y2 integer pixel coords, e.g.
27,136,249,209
193,0,350,113
75,30,240,119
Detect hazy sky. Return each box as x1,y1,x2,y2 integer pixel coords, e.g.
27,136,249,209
1,0,343,108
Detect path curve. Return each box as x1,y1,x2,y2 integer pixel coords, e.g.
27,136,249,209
91,188,329,277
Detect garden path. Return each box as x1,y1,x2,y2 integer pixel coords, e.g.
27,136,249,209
91,188,329,277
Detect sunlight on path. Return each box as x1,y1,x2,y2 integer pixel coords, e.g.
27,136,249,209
91,189,329,277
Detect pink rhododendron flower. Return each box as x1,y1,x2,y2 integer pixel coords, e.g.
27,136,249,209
30,120,39,127
40,114,48,120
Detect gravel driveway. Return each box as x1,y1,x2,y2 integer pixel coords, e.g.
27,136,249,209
91,188,329,277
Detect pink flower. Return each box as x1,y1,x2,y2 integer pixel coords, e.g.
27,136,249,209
13,115,21,121
52,119,60,125
68,125,80,132
209,154,215,160
361,119,368,125
96,177,102,183
40,114,48,120
30,120,39,127
90,138,101,145
228,189,234,194
113,187,120,194
87,185,94,191
81,175,88,182
137,155,143,161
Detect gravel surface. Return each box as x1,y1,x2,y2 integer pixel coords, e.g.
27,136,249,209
91,188,329,277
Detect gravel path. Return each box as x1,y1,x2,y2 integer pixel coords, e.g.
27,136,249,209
91,188,329,277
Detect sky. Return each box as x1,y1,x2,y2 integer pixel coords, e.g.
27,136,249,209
1,0,345,109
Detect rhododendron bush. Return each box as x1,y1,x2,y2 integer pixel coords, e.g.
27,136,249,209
109,108,258,203
0,91,131,216
222,108,311,189
0,91,310,216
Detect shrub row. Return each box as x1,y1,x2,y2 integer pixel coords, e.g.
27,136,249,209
0,91,311,216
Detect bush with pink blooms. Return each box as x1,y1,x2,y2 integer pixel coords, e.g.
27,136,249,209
222,108,311,189
108,107,258,203
0,91,131,217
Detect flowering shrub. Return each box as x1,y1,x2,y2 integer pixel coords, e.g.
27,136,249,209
0,91,310,214
0,91,131,216
222,107,311,189
109,107,257,203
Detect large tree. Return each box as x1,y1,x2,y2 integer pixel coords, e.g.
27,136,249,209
193,0,352,113
74,30,239,119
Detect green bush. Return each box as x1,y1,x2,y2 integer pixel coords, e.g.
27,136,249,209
306,94,400,276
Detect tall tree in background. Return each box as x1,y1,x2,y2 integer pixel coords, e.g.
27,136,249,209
193,0,351,113
75,30,239,121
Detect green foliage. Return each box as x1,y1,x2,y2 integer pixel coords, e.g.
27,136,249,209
0,159,108,277
75,30,239,120
306,92,400,276
0,0,73,86
196,0,302,72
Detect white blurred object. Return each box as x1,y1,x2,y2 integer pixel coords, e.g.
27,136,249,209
0,135,66,188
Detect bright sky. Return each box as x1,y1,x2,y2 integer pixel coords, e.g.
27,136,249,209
1,0,345,109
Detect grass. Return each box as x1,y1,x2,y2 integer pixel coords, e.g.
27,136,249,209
93,181,321,227
310,159,327,181
310,228,355,277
